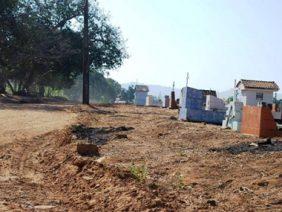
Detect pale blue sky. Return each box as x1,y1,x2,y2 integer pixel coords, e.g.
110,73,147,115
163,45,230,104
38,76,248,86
98,0,282,91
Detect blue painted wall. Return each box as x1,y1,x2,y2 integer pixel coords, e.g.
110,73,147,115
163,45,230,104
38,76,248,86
134,91,148,106
179,87,225,124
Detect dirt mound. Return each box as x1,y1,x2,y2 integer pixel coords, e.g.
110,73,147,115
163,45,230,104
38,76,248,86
44,143,180,211
0,111,181,211
43,127,181,210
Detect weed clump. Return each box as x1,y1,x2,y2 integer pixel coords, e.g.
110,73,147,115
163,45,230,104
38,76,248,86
129,163,148,182
172,172,186,190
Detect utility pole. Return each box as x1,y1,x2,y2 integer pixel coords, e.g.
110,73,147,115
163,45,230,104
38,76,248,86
82,0,89,104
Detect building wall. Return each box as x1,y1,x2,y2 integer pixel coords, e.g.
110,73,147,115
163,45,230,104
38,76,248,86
238,89,274,106
205,95,226,111
134,91,148,106
145,95,153,106
163,95,170,108
179,87,225,124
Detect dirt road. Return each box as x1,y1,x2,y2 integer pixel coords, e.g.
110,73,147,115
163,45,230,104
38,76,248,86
0,104,281,211
0,103,77,145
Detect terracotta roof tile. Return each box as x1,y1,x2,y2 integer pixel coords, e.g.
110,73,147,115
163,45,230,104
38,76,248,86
237,79,279,91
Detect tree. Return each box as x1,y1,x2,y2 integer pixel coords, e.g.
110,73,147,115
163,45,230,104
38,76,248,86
0,0,127,97
64,72,122,103
0,0,19,93
227,96,233,103
121,85,135,103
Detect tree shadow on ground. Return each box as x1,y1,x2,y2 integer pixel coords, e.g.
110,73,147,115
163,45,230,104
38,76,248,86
88,104,117,115
0,103,72,112
210,140,282,154
0,101,116,114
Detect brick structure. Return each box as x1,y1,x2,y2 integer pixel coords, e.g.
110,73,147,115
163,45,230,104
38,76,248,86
169,91,178,109
241,105,278,138
163,95,170,108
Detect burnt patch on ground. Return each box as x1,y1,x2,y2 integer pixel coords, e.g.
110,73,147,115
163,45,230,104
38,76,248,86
210,140,282,154
71,124,134,145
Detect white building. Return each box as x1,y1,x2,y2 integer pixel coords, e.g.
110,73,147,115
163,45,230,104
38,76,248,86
223,79,280,131
236,79,279,106
134,85,149,106
146,95,162,107
145,95,154,106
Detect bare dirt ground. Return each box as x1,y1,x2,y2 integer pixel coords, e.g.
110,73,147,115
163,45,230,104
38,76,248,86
0,104,281,211
0,103,77,145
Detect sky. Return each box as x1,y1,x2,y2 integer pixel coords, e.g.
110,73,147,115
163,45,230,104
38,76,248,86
98,0,282,91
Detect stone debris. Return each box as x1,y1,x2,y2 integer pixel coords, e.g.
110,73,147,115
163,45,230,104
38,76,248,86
82,176,94,181
77,142,100,157
249,142,258,147
207,199,218,207
96,156,106,164
34,205,56,210
238,186,253,193
257,181,269,187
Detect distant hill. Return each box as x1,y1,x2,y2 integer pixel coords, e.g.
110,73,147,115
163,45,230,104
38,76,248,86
121,83,181,99
122,82,282,100
217,89,234,99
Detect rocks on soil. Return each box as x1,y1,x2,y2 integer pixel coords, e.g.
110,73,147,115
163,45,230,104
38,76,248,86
210,140,282,154
207,199,218,207
77,142,100,157
238,186,253,193
271,199,282,205
249,142,258,147
258,138,273,146
34,205,56,210
169,116,178,120
257,181,269,187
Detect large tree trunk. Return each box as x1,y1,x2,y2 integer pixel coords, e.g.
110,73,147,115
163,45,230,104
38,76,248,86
22,71,35,96
0,84,5,94
82,0,89,104
39,85,45,97
0,75,6,94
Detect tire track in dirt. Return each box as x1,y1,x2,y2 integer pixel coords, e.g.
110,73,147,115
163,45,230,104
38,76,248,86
0,134,61,210
0,107,182,211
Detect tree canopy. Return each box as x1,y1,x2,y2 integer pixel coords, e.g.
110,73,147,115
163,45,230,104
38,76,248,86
120,85,135,103
0,0,127,97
